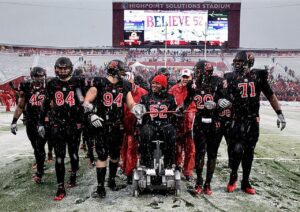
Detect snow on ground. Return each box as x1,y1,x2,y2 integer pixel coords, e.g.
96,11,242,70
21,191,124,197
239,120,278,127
0,105,299,211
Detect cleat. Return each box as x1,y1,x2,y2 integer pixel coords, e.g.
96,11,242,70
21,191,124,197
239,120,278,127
227,181,237,193
108,178,117,191
241,181,256,195
227,174,237,193
91,186,106,198
80,143,87,151
32,173,42,184
54,186,66,201
32,163,37,169
47,152,53,163
194,185,202,195
88,160,95,169
66,173,76,188
203,184,213,195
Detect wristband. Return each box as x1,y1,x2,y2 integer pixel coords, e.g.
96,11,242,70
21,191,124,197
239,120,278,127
276,110,282,115
12,117,18,124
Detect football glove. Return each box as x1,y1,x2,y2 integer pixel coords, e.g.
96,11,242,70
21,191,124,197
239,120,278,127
204,100,216,110
175,104,185,117
11,123,17,135
218,98,232,109
277,113,286,131
131,104,146,120
89,114,104,128
38,126,46,138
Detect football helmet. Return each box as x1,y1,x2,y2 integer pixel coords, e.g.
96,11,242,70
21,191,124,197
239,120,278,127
30,66,46,87
157,67,170,78
54,57,73,79
193,60,214,84
247,52,255,68
106,59,126,78
233,51,255,72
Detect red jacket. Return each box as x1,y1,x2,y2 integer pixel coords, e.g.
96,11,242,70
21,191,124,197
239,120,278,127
168,83,196,131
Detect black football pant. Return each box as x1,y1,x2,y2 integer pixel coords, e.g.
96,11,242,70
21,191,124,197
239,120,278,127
215,119,233,168
26,121,47,176
228,118,259,181
82,126,96,162
95,125,124,186
51,124,81,185
193,122,222,186
139,124,176,169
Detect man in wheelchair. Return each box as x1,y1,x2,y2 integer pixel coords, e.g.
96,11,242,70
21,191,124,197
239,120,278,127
132,74,178,174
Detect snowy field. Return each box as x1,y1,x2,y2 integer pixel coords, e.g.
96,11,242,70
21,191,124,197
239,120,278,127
0,104,299,212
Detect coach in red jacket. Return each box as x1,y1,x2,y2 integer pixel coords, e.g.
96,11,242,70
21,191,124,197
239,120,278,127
168,69,196,181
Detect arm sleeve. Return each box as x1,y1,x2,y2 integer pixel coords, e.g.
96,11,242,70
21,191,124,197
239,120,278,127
183,81,195,109
258,69,274,98
39,82,51,125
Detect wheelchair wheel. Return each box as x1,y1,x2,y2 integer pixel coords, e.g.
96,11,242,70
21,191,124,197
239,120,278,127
132,180,139,197
175,180,181,196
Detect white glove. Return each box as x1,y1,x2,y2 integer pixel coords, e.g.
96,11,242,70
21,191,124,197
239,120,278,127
89,114,104,128
218,98,232,109
131,104,146,119
204,100,216,110
38,126,45,138
124,72,134,82
277,114,286,131
82,102,94,114
11,123,18,135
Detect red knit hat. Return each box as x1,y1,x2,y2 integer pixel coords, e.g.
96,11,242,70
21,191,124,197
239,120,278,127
152,74,167,88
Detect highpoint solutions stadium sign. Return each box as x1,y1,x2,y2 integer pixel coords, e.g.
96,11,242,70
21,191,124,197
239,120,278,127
123,3,232,10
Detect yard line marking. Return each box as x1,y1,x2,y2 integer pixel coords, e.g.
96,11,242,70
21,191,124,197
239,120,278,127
260,133,300,137
217,157,300,161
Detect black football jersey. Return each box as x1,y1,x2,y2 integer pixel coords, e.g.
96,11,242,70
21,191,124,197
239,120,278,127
19,81,47,121
140,92,177,125
185,76,225,121
93,77,132,123
224,69,273,119
42,77,83,124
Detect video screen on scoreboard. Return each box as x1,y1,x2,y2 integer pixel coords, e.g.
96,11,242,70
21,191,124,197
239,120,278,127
124,10,228,46
207,11,228,44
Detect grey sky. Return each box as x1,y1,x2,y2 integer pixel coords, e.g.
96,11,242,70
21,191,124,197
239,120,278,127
0,0,299,49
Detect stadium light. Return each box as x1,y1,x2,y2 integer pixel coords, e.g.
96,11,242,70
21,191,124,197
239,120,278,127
203,21,208,60
164,22,168,68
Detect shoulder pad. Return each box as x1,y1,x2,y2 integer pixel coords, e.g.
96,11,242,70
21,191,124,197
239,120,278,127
224,72,235,80
252,68,269,80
